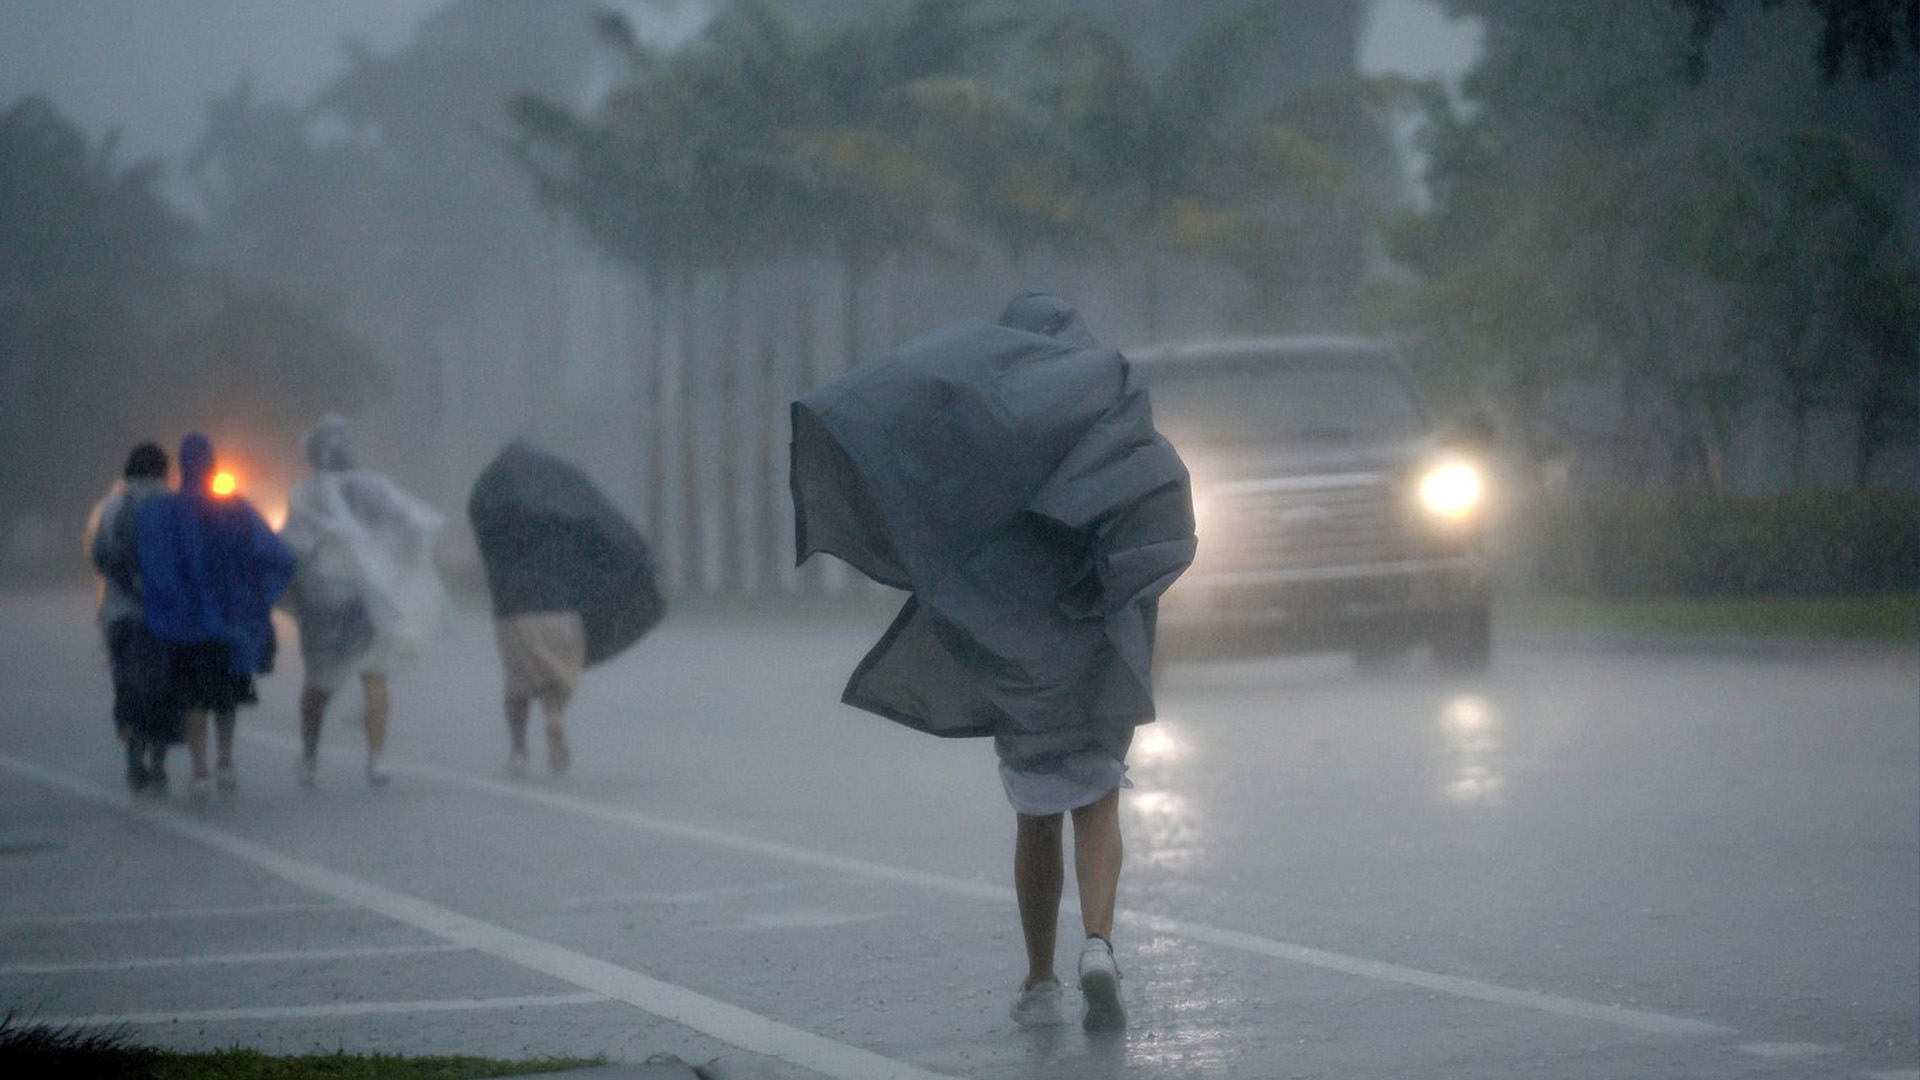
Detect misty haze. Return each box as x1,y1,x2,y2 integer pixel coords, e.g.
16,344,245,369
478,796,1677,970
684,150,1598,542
0,2,1914,1079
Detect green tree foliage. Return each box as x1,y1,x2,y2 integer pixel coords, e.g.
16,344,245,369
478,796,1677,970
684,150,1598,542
0,97,388,560
0,96,190,532
1028,4,1365,332
149,290,388,444
1397,0,1916,490
516,0,1013,358
1673,0,1920,81
1693,129,1918,482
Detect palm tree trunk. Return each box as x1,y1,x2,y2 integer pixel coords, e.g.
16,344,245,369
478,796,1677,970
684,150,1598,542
1143,243,1164,340
765,272,796,593
726,260,764,592
688,266,725,592
844,258,863,370
657,271,687,591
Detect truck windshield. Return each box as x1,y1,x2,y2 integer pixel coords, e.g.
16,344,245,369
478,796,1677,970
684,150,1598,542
1143,359,1426,449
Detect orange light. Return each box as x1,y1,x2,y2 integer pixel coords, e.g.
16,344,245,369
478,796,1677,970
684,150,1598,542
210,470,238,497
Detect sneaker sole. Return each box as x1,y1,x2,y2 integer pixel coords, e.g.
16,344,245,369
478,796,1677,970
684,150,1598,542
1080,968,1125,1032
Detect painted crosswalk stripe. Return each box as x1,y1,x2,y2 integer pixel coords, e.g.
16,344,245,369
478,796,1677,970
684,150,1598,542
0,943,463,976
1738,1042,1837,1058
33,992,606,1027
0,902,344,927
0,752,958,1080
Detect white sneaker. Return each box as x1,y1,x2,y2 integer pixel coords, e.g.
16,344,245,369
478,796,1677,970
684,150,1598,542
1078,937,1125,1032
366,756,390,789
297,757,318,789
506,750,529,780
1009,977,1066,1028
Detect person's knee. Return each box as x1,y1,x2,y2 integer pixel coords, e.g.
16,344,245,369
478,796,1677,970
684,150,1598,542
1070,788,1120,824
1018,812,1065,842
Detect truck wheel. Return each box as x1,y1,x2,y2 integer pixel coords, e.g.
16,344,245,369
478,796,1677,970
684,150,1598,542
1431,605,1492,671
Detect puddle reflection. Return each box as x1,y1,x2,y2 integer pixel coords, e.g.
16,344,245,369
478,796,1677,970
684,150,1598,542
1438,693,1506,807
1130,719,1192,768
1124,719,1207,869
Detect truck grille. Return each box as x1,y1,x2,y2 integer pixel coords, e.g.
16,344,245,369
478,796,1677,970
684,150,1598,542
1196,474,1405,576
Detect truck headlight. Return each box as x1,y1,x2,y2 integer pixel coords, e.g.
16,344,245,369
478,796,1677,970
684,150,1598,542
1418,461,1484,520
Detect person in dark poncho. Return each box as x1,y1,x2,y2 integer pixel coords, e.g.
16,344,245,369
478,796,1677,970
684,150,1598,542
86,442,183,794
467,442,664,779
790,293,1196,1032
135,433,295,799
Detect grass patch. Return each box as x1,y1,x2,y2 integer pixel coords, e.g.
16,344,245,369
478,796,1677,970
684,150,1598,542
0,1018,603,1080
147,1049,604,1080
1501,590,1919,643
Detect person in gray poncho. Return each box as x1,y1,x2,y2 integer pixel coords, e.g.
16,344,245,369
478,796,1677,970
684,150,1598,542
790,293,1196,1032
280,415,451,788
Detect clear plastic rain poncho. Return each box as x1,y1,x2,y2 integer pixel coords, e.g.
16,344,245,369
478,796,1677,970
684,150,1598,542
279,416,451,692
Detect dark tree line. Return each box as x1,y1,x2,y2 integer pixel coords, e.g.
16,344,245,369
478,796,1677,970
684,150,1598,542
0,97,384,561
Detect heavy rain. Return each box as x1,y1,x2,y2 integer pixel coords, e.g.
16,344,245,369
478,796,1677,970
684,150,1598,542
0,2,1914,1079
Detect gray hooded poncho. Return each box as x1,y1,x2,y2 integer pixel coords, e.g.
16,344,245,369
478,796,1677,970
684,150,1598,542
790,295,1196,770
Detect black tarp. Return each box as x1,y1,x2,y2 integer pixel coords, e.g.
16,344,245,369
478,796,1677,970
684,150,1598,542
790,296,1196,769
467,441,664,667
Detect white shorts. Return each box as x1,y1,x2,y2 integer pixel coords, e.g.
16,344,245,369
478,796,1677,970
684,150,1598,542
999,748,1131,816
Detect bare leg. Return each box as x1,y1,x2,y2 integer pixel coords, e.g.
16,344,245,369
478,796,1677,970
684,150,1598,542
1070,789,1124,940
299,686,330,765
213,712,236,771
543,694,572,777
505,694,530,776
1014,811,1066,986
186,710,210,778
362,673,389,759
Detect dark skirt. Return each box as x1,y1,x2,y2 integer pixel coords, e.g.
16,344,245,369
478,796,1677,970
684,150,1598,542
107,618,184,744
168,640,258,714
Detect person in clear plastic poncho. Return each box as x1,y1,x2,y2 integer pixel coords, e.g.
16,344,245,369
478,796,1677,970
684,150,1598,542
280,415,451,787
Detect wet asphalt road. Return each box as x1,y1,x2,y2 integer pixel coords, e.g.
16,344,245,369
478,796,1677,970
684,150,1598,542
0,588,1914,1080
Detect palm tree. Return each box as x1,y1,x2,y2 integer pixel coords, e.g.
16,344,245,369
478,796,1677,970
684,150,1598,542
1028,4,1350,336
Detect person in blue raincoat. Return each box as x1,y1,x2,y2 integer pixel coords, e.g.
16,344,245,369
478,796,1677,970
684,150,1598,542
790,293,1196,1032
136,432,295,798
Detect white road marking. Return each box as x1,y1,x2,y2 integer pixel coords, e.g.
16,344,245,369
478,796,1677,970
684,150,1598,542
0,902,344,927
33,992,606,1027
737,911,884,930
0,753,955,1080
0,943,463,976
1118,909,1730,1036
278,735,1735,1038
1738,1042,1839,1057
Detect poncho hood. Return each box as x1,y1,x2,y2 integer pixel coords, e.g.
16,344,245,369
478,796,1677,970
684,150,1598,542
302,414,354,471
791,297,1196,768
